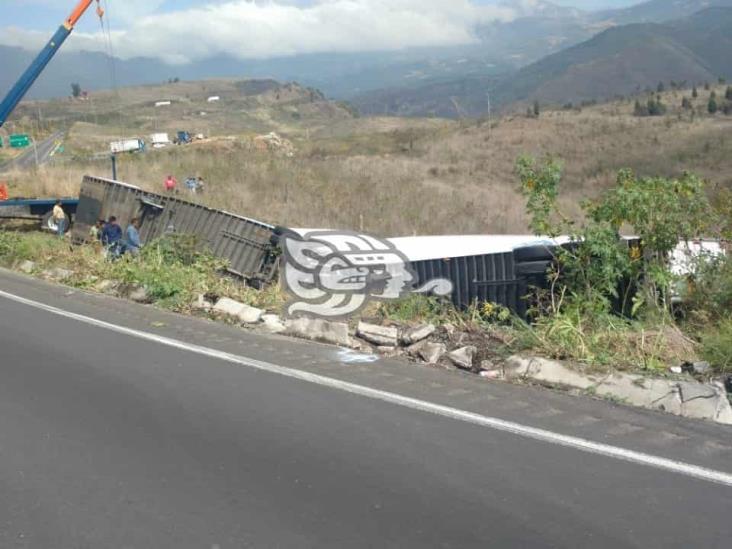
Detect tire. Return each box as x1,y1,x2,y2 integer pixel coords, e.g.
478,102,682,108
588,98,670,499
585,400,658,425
515,260,553,276
41,210,58,232
41,211,73,233
513,244,556,263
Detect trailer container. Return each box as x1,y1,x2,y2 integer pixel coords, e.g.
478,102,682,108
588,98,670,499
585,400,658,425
72,176,278,282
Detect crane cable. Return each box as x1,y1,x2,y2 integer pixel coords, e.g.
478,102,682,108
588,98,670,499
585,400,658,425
96,0,118,95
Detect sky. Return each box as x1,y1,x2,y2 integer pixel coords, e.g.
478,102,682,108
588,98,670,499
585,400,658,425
0,0,643,63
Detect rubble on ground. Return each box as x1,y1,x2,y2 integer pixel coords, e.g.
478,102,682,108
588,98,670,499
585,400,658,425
253,132,295,157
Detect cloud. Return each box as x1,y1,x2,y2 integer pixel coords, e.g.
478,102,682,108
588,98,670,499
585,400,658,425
0,0,516,64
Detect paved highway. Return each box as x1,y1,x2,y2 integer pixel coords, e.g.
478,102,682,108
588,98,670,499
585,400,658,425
0,270,731,548
1,131,64,171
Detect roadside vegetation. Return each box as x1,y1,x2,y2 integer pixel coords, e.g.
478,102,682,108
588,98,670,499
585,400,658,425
1,81,731,378
0,230,283,314
3,83,732,237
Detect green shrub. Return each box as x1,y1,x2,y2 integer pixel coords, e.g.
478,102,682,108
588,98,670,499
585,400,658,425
700,318,732,373
378,294,459,324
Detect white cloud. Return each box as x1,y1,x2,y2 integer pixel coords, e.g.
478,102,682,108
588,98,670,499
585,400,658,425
0,0,517,63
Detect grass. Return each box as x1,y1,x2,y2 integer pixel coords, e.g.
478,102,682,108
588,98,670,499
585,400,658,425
0,230,285,314
4,83,731,238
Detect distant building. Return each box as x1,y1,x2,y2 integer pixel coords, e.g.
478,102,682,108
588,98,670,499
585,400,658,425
207,96,220,103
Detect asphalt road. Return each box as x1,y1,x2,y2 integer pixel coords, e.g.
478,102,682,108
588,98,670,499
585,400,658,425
1,131,64,171
1,273,731,548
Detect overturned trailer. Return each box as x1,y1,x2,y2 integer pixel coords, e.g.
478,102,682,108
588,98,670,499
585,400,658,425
272,228,567,318
72,176,278,282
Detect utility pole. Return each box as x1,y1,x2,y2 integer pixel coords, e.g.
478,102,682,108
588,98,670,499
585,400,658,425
32,137,39,168
486,91,492,140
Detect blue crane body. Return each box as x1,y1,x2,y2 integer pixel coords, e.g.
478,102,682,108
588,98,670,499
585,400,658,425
0,1,103,226
0,0,102,128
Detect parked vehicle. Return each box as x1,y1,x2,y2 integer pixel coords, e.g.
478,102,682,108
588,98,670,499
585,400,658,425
0,197,79,231
110,138,145,154
174,131,192,145
150,133,171,148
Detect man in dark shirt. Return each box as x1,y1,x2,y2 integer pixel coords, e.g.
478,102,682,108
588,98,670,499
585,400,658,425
101,216,123,259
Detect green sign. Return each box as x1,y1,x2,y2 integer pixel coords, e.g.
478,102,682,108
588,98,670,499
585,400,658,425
9,134,30,148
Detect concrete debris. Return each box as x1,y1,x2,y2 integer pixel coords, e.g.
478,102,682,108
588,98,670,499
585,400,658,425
357,322,399,347
681,361,711,375
480,359,497,372
128,286,150,303
17,260,35,274
401,324,436,346
95,279,118,293
285,317,351,347
261,314,286,334
418,342,447,365
447,346,477,371
192,294,213,311
348,338,374,354
505,355,732,424
213,298,263,324
253,132,295,157
405,339,427,357
377,346,402,358
503,356,596,390
238,305,264,324
43,268,73,280
677,381,732,424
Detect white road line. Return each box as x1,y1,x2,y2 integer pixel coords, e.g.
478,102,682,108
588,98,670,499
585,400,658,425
2,288,732,488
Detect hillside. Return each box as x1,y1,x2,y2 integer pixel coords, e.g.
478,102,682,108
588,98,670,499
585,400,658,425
492,7,732,107
0,1,602,103
352,2,732,117
4,81,731,237
594,0,732,24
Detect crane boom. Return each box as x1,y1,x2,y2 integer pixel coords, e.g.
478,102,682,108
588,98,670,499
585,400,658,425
0,0,103,129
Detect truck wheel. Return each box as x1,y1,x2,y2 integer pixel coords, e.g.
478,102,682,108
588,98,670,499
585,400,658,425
41,211,73,233
513,244,556,263
41,211,58,232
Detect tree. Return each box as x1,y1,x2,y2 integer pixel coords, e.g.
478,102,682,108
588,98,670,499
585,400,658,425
708,96,718,114
633,99,647,117
726,86,732,101
704,81,711,91
657,81,665,93
533,100,540,117
71,83,81,98
681,97,692,110
692,85,698,98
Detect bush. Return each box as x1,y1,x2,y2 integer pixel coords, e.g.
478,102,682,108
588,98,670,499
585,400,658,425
700,318,732,373
685,253,732,322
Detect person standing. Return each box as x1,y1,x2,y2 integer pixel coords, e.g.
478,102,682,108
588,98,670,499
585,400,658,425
101,216,123,259
125,217,142,256
164,175,177,193
52,200,67,238
185,176,197,195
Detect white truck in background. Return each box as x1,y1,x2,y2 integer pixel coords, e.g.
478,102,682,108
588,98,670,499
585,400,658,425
150,133,171,148
110,138,145,154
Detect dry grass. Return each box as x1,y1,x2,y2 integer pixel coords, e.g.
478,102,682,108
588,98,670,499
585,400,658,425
4,84,732,237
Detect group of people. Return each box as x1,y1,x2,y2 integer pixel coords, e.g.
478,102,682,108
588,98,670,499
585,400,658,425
164,175,205,195
89,216,142,259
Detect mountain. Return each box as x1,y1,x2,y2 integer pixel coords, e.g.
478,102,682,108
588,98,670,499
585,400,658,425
491,7,732,106
594,0,732,24
0,1,594,103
